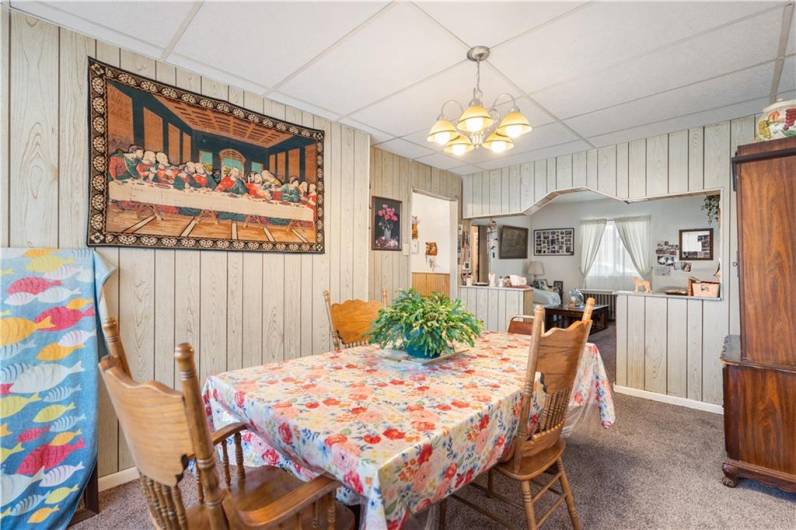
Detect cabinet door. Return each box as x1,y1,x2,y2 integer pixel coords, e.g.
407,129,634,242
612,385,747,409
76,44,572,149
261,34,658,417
736,141,796,366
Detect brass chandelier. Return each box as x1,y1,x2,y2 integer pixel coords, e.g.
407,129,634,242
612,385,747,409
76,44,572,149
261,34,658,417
427,46,532,156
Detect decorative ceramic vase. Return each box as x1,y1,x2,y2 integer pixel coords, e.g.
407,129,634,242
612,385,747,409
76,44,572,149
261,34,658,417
756,99,796,141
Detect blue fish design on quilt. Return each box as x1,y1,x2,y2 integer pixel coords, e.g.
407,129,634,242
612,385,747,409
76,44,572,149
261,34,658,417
1,248,113,529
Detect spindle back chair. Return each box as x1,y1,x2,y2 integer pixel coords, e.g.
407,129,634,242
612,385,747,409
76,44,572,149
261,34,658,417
99,318,354,530
323,289,388,349
449,299,594,530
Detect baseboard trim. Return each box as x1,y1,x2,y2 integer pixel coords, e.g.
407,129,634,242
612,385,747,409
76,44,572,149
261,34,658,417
613,385,724,415
98,467,138,492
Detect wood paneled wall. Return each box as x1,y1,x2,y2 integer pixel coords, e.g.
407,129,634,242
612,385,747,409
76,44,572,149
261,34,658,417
462,116,756,406
0,11,370,477
369,148,461,302
459,286,533,332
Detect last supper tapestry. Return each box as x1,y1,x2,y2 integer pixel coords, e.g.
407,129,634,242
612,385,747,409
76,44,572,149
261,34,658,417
86,59,325,253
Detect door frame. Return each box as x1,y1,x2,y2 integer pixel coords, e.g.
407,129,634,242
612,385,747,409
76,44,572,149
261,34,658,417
409,188,459,300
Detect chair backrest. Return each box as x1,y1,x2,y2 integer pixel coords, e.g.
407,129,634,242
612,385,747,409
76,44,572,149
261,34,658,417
511,299,594,472
323,289,388,349
99,319,228,529
507,314,536,335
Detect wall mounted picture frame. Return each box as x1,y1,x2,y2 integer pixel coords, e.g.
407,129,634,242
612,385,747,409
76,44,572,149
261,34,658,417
87,58,325,253
533,228,574,256
372,196,401,251
499,226,529,259
679,228,713,260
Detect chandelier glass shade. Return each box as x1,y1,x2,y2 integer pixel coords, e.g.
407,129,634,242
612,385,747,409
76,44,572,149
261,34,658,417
427,46,532,156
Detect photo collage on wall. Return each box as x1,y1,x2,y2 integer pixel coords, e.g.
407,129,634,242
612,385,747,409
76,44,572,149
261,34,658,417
533,228,574,256
655,241,691,276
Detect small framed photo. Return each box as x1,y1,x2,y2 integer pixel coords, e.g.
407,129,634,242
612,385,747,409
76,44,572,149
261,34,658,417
372,196,401,251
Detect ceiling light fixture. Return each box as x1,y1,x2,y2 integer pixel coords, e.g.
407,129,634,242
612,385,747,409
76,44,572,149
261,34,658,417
427,46,531,156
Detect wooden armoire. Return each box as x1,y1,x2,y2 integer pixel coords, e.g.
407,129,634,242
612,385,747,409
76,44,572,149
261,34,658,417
722,136,796,492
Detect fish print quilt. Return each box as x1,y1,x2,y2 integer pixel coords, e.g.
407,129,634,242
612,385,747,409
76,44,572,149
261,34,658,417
1,248,113,529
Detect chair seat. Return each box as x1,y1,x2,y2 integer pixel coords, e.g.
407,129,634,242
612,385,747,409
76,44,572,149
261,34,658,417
496,439,566,481
185,466,356,529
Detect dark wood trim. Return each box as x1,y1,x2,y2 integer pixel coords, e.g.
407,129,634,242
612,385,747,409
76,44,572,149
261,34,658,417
678,228,713,260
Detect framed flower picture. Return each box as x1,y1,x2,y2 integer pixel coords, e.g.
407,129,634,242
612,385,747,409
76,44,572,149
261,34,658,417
372,196,401,251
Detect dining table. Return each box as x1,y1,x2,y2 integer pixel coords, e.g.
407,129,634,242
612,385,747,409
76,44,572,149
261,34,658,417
203,331,615,530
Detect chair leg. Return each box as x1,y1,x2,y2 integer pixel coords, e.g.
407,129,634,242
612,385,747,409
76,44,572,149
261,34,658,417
438,498,447,530
487,469,495,498
520,480,537,530
557,459,581,530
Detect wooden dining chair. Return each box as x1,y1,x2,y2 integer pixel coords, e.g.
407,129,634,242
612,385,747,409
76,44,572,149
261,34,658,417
99,318,355,530
449,299,594,530
323,289,388,350
507,315,538,335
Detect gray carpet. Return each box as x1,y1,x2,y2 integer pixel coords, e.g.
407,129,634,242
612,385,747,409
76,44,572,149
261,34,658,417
76,326,796,529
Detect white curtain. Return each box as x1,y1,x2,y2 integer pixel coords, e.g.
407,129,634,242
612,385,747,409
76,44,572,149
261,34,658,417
584,221,639,291
579,219,607,276
615,215,651,277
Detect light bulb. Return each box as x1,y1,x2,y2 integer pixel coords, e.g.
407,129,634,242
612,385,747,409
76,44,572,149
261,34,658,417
490,140,508,153
504,124,524,138
434,132,454,145
463,117,485,133
452,144,468,156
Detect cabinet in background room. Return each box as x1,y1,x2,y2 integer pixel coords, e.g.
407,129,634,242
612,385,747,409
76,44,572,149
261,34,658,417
722,136,796,492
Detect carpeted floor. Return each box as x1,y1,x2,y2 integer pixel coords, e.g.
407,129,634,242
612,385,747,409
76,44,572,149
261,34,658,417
76,325,796,529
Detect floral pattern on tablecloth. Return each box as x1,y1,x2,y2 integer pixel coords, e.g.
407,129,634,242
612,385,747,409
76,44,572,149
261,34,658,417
203,332,614,530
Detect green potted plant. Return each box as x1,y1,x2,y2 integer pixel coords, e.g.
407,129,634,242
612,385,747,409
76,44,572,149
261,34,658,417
369,289,482,359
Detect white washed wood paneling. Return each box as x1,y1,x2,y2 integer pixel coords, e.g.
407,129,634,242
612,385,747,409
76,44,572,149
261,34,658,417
616,142,629,199
369,148,460,301
572,151,587,188
586,149,598,190
457,287,526,332
628,138,646,199
1,14,370,477
556,154,573,191
615,294,628,386
597,145,616,197
455,117,747,408
645,133,668,197
666,298,688,398
643,297,667,394
627,295,645,388
668,130,688,195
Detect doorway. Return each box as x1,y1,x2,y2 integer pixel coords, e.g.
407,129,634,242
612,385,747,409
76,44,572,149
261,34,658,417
410,191,458,298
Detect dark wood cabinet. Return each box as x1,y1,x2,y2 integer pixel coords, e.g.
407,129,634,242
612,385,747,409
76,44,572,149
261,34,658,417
722,137,796,492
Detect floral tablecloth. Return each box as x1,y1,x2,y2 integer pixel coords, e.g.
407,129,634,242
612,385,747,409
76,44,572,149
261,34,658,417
203,332,614,530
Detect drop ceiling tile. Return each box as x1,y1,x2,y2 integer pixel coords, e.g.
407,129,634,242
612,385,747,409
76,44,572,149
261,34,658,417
490,1,778,93
417,1,586,47
266,91,340,122
173,1,386,89
338,118,394,144
414,153,466,170
279,2,467,115
12,0,180,57
349,61,528,137
374,138,435,160
587,92,795,148
565,59,789,138
509,121,579,154
167,53,269,95
477,140,591,170
534,8,784,119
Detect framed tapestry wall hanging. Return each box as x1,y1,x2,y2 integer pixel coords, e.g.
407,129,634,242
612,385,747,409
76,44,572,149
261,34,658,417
86,58,325,253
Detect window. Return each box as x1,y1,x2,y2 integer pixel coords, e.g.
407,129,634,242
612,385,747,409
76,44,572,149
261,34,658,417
585,221,639,290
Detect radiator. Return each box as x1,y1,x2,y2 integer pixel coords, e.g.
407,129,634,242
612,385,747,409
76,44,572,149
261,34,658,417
579,289,616,321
